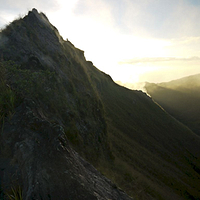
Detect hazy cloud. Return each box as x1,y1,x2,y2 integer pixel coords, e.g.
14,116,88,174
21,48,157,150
1,0,200,39
74,0,200,38
120,56,200,65
74,0,114,28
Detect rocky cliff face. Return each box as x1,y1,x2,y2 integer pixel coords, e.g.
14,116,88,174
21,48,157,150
0,8,111,163
0,99,131,199
0,9,131,199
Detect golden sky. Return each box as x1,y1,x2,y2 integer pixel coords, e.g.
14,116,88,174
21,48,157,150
1,0,200,88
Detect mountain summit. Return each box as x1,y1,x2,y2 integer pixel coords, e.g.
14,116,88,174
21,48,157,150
0,9,200,199
0,8,129,199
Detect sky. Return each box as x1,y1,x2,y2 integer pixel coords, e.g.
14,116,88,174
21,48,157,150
1,0,200,89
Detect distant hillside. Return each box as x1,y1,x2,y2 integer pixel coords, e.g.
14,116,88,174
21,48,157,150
0,9,200,200
145,74,200,136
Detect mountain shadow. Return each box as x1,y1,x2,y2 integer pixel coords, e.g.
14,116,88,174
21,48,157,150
145,74,200,136
0,9,200,199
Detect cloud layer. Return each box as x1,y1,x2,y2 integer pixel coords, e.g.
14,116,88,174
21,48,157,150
120,56,200,65
73,0,200,38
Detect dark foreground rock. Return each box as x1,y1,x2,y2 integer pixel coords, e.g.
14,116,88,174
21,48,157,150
0,99,132,200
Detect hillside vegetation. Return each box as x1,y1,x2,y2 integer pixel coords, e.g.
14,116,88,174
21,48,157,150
0,9,200,199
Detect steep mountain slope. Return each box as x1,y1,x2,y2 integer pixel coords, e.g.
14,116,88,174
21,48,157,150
0,9,200,200
145,74,200,136
88,66,200,199
0,9,128,200
0,8,111,163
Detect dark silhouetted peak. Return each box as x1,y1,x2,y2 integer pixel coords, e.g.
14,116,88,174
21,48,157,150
26,8,53,30
31,8,39,14
28,8,39,16
0,8,65,68
27,8,47,22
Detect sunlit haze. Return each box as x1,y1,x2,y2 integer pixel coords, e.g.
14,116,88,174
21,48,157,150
1,0,200,89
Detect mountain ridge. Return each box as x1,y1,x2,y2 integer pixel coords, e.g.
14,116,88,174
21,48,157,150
0,9,200,199
145,73,200,136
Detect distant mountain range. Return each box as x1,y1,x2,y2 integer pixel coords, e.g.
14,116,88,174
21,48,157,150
0,9,200,200
145,73,200,136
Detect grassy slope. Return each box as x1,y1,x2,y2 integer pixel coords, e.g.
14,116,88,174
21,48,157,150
145,74,200,136
86,65,200,199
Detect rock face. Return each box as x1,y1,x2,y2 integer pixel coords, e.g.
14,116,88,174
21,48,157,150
0,9,131,200
0,8,111,162
0,99,131,200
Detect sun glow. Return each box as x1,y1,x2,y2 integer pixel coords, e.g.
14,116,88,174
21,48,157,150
1,1,200,90
92,35,173,84
46,1,173,86
43,1,200,88
82,33,172,84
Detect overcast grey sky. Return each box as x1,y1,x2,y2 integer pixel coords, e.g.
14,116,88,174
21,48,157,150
1,0,200,85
